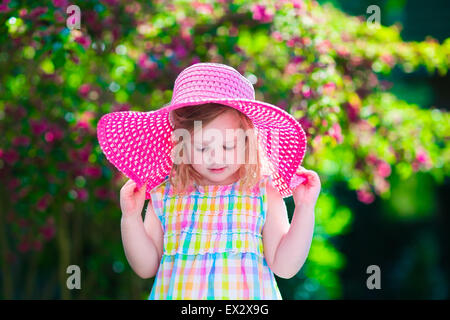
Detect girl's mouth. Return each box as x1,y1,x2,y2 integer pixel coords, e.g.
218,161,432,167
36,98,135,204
208,167,226,173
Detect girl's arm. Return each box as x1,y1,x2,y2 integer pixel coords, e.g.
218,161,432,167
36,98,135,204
262,168,320,279
120,180,163,279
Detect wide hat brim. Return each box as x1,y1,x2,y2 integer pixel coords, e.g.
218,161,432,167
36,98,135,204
97,97,307,199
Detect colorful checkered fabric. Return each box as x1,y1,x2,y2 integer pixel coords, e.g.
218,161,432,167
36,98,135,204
147,175,282,300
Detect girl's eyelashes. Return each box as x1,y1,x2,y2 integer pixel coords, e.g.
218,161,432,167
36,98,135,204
195,146,207,152
224,144,235,150
195,145,235,152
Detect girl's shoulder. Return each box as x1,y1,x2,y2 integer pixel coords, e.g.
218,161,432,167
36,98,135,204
243,174,272,197
148,177,171,219
148,176,171,199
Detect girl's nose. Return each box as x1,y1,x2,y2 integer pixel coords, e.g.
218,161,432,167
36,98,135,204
205,147,224,165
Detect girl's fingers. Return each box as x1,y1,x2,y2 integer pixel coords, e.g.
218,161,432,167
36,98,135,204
295,167,321,187
135,183,146,195
121,179,138,197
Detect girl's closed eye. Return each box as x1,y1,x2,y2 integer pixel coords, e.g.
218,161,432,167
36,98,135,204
195,144,235,152
195,146,207,152
224,144,235,150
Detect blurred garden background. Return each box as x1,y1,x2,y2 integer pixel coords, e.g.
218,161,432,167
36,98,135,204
0,0,449,299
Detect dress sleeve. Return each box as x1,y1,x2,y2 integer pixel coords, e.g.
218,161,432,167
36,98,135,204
148,178,169,226
259,174,273,222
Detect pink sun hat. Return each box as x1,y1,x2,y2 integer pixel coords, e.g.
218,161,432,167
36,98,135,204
97,62,307,199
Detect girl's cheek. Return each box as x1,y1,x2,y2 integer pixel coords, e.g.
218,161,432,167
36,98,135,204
234,147,246,164
225,149,241,164
194,151,203,165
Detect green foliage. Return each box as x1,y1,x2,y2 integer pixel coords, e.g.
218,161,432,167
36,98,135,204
0,0,448,299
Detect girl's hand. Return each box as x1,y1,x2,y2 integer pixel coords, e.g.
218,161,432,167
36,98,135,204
291,167,321,208
120,179,147,218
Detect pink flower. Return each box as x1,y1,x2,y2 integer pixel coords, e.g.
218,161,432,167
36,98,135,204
95,187,110,200
40,218,55,241
291,56,305,64
84,165,102,179
138,54,156,70
4,104,26,119
29,7,48,19
78,83,91,97
374,177,390,195
101,0,119,6
112,103,130,112
70,54,80,64
301,37,312,46
271,31,283,42
286,38,297,47
292,0,303,9
412,149,432,171
302,87,312,99
3,149,19,165
76,145,92,162
192,1,214,15
251,4,273,23
292,81,303,94
350,56,363,66
49,127,64,140
13,136,30,147
298,117,313,132
54,10,65,23
18,240,30,253
8,178,20,189
376,160,391,178
312,135,323,147
191,56,201,65
366,153,378,166
74,35,91,50
0,0,11,13
357,189,375,204
316,40,332,54
381,53,395,67
285,62,299,75
84,10,101,33
416,150,429,164
76,188,89,202
37,194,52,211
52,0,68,8
18,186,31,199
346,102,360,122
174,44,187,59
30,119,49,135
45,131,55,142
322,82,336,95
328,123,343,144
336,46,350,57
278,100,288,110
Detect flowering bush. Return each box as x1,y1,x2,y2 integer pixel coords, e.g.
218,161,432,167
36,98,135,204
0,0,448,299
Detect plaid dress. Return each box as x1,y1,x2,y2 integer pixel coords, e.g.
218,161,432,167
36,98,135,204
147,175,282,300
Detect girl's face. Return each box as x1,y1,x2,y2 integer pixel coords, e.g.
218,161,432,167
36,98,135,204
189,110,248,185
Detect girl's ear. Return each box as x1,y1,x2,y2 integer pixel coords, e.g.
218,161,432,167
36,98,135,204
182,143,192,164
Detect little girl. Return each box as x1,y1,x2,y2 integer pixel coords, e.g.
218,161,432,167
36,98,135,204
98,62,321,300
